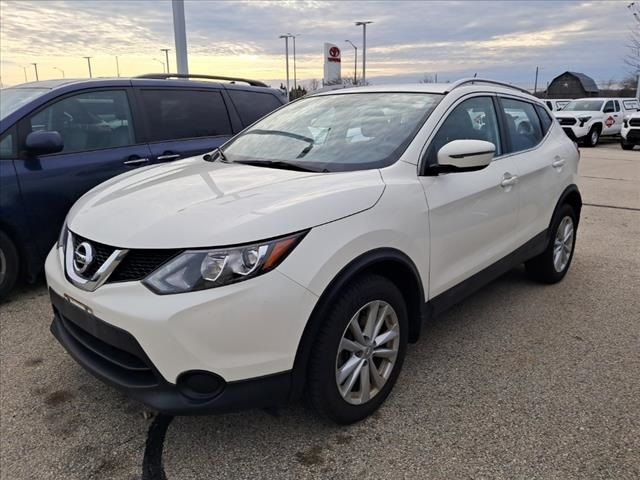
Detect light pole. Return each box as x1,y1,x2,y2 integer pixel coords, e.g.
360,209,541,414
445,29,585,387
153,58,166,73
22,66,28,82
32,63,39,81
83,56,92,78
534,66,539,94
345,40,358,85
279,34,292,99
355,21,372,85
53,66,65,78
115,56,120,77
172,0,189,74
287,33,300,92
161,48,171,73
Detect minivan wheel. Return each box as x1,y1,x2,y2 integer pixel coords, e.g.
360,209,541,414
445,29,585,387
307,275,408,424
0,231,19,301
583,126,600,147
525,204,577,284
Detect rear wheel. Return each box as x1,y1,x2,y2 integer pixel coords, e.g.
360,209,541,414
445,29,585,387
525,204,577,284
582,126,600,147
307,275,408,424
0,231,19,301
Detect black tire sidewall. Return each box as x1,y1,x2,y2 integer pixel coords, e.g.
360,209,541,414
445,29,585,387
308,275,408,424
587,126,599,147
0,231,19,300
545,205,578,282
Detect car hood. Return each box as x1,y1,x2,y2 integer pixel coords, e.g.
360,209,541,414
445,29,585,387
68,157,385,248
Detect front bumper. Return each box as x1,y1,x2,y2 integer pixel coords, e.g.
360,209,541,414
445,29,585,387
45,245,318,413
621,127,640,143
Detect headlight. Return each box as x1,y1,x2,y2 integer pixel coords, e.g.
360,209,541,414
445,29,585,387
142,231,307,294
578,116,591,127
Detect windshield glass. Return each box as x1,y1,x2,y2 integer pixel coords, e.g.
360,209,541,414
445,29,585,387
0,87,49,120
222,92,443,172
562,100,604,112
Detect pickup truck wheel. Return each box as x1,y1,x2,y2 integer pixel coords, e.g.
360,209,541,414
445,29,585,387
0,231,19,301
307,275,408,424
620,139,634,150
583,126,600,147
525,204,577,284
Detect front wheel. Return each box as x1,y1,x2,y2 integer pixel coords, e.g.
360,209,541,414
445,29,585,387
525,204,577,284
307,275,408,424
582,126,600,148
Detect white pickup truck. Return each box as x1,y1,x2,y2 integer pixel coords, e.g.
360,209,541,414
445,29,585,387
621,111,640,150
555,98,639,147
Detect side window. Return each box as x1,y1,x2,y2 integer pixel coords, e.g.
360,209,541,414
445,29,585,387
426,96,501,164
614,100,621,112
535,105,553,136
499,98,543,153
0,126,17,159
603,101,614,113
228,90,283,126
28,90,134,154
140,89,232,142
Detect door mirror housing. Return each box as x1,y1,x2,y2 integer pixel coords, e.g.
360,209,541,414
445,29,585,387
25,131,64,156
433,139,495,174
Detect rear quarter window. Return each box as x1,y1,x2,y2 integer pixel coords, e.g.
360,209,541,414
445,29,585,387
535,105,554,135
228,90,283,126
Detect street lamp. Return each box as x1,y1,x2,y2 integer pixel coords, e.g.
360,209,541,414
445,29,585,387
345,40,358,85
161,48,171,73
31,63,39,81
287,33,300,92
279,34,293,99
83,56,93,78
355,21,372,85
115,56,120,77
53,67,65,78
152,58,166,73
21,66,28,82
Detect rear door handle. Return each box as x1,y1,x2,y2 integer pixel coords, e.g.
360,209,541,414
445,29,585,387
123,157,150,166
157,153,181,161
552,157,566,168
500,173,519,188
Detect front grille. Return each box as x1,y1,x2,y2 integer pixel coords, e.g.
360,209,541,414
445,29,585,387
51,290,159,388
72,234,115,279
110,249,180,282
559,117,577,126
630,118,640,127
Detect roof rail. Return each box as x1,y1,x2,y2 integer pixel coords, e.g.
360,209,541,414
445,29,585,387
445,78,532,96
136,73,269,88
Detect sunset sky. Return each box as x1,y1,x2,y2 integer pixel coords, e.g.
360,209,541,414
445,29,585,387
0,0,636,89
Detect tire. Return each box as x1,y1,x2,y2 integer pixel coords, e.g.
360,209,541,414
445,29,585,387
582,126,600,147
525,204,577,284
307,275,408,424
621,139,634,150
0,231,19,301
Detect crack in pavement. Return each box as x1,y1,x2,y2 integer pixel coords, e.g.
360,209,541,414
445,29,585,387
142,414,174,480
583,203,640,212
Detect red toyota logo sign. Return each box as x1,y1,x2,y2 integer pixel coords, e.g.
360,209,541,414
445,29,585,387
605,116,615,128
329,46,340,58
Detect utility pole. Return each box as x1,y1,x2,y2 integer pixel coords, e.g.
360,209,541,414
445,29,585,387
534,66,539,94
161,48,171,73
115,56,120,77
84,56,93,78
345,40,358,85
279,34,292,99
172,0,189,74
22,66,28,82
53,67,65,78
153,58,166,73
288,34,299,92
32,63,39,81
355,21,372,85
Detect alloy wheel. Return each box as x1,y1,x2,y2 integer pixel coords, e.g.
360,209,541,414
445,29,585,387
335,300,400,405
553,216,574,272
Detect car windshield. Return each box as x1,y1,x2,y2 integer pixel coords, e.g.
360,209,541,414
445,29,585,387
0,87,50,120
562,100,604,112
222,92,443,172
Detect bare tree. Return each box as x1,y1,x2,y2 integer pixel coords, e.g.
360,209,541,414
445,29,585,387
418,73,435,84
624,3,640,74
306,78,320,91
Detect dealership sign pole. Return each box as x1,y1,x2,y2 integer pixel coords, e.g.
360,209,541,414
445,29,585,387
172,0,189,74
323,43,342,85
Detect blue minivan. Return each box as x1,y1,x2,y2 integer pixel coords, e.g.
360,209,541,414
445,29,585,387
0,74,286,299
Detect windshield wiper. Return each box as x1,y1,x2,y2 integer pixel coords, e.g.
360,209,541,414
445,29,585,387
244,129,315,144
233,159,320,172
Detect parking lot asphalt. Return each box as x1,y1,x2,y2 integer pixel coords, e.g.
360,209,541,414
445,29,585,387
1,143,639,480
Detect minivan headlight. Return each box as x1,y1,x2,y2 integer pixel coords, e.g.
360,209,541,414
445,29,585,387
142,231,307,294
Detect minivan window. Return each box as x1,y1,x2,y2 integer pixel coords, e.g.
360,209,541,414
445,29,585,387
222,92,443,172
28,90,135,154
140,89,232,142
0,87,49,120
228,90,283,126
500,98,543,153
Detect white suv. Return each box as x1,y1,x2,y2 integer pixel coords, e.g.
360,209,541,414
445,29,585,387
46,79,582,424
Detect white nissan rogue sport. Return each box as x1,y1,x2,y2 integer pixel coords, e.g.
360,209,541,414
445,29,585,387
46,79,582,424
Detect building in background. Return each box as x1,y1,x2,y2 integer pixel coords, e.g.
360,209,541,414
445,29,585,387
545,71,599,99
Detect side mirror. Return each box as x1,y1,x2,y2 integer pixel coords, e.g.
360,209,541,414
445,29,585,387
25,131,64,156
435,139,495,173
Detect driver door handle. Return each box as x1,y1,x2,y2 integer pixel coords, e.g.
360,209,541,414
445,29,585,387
157,153,181,161
123,156,150,166
552,158,566,168
500,173,519,188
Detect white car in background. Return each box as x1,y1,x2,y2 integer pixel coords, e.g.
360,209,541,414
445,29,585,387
621,111,640,150
46,79,581,424
555,98,637,147
542,99,572,112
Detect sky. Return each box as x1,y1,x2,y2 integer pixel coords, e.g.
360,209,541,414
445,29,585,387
0,0,637,89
